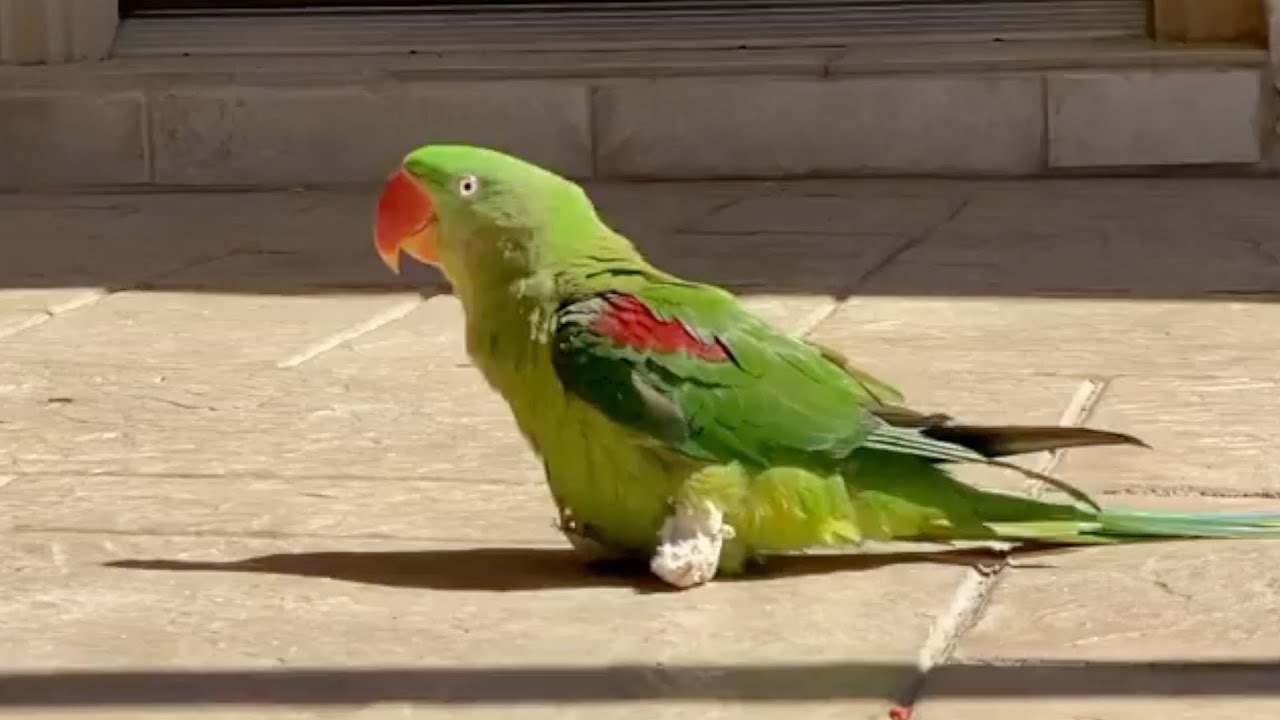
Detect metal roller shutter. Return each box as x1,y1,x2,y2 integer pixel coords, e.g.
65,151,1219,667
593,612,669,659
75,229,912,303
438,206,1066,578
115,1,1152,57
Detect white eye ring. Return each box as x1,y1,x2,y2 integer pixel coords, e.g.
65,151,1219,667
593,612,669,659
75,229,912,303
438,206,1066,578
458,174,480,197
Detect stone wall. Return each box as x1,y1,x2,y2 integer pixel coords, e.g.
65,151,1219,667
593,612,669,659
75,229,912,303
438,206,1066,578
0,2,1276,184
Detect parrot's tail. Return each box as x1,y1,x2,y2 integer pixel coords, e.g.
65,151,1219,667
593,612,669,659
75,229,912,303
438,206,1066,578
984,504,1280,545
921,423,1148,459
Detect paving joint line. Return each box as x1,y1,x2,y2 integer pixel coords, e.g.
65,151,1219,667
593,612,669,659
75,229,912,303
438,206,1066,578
847,196,971,299
0,289,109,341
1101,486,1280,500
0,245,250,342
891,376,1110,719
798,196,971,341
277,296,424,368
670,193,756,235
796,297,843,338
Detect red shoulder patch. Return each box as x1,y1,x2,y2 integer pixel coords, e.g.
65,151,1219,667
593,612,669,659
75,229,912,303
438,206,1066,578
592,294,731,361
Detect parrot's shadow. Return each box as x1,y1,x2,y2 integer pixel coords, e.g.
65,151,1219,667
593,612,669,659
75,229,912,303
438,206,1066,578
105,545,1063,593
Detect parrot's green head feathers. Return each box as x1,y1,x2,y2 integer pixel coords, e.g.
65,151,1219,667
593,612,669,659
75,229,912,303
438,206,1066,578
374,144,593,286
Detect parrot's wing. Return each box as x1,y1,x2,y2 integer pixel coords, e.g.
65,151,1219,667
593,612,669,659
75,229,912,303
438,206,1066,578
552,286,965,470
551,286,1110,511
803,339,905,406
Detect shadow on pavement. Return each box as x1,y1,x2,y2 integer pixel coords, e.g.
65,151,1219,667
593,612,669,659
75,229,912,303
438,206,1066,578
2,660,1280,706
5,181,1280,299
104,546,1061,593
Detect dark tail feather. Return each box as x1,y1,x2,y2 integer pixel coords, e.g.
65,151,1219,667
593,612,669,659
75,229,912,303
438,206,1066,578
921,424,1149,459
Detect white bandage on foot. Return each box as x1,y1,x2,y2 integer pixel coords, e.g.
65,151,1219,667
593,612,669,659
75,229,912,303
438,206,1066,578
650,499,735,589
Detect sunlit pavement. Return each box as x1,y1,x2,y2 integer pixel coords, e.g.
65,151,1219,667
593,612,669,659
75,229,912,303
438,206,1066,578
4,178,1280,719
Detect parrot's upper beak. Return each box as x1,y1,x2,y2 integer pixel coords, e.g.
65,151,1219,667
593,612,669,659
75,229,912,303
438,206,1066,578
374,167,440,275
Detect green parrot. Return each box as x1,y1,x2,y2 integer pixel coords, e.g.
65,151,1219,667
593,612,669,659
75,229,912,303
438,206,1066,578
373,144,1280,589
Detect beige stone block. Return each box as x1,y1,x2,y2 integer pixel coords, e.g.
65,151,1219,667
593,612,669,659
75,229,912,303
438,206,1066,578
0,474,560,543
0,191,335,288
692,191,968,237
0,361,535,482
150,82,591,185
0,291,422,366
0,533,967,718
807,297,1280,379
0,92,146,186
641,232,906,294
0,309,42,337
738,294,839,335
0,287,101,338
141,241,430,294
861,179,1280,297
585,180,754,236
923,697,1280,720
595,76,1044,178
1060,375,1280,495
303,294,471,373
1047,69,1265,167
919,497,1280,720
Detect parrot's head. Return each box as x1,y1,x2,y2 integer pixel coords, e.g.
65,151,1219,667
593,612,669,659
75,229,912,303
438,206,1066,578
374,144,592,289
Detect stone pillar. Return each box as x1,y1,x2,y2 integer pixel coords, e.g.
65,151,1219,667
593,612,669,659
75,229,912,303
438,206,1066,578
1153,0,1268,43
1269,0,1279,169
0,0,119,64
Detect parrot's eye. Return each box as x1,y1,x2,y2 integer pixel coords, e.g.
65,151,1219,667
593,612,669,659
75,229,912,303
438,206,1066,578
458,174,480,197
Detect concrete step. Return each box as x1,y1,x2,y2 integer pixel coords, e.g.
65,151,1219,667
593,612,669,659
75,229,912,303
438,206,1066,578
0,38,1273,188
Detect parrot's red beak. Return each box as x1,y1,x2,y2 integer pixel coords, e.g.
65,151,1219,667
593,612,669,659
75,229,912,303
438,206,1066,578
375,167,439,274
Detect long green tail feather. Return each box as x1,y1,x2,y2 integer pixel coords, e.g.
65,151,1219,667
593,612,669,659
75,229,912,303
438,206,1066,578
984,503,1280,544
845,451,1280,549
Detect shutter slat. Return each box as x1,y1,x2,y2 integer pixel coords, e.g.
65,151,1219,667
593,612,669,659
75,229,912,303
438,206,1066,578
114,0,1150,57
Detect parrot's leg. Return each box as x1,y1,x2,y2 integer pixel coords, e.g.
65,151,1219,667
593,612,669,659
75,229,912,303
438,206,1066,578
555,505,629,563
650,498,736,589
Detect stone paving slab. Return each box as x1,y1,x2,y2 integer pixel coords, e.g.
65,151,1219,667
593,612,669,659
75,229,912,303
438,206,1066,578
0,360,535,482
640,232,905,294
0,288,102,338
916,496,1280,720
0,291,422,366
860,180,1280,298
586,180,753,236
1059,375,1280,496
0,193,314,285
4,179,1280,719
0,370,1088,539
141,245,420,294
692,189,967,238
0,475,560,543
807,297,1280,379
0,358,1081,492
0,533,968,719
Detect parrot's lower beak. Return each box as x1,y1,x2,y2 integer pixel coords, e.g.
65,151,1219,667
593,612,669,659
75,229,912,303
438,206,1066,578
375,167,439,275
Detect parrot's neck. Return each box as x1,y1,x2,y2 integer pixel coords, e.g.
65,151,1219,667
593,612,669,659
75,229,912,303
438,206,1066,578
447,225,556,410
446,218,684,552
451,221,652,450
452,217,649,362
